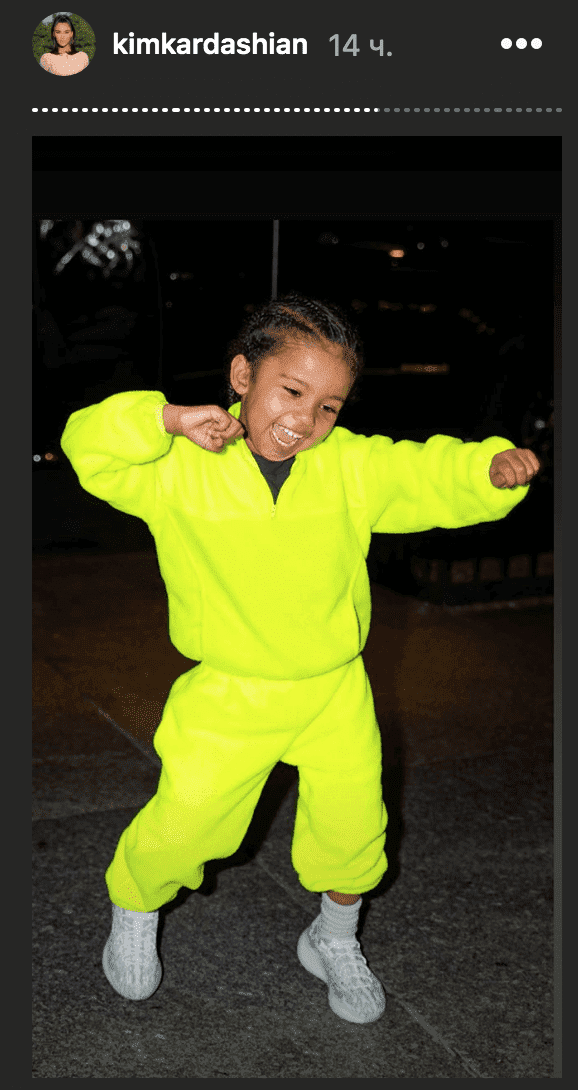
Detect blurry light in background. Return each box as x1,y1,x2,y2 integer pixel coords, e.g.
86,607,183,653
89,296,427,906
417,242,425,250
43,219,141,278
440,238,449,247
458,307,495,335
81,247,102,267
170,272,179,280
33,455,41,462
389,249,405,258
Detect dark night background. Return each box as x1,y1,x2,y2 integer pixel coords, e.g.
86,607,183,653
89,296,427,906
33,207,555,605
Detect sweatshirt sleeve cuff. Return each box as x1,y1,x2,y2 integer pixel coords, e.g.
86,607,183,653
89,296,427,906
155,399,169,437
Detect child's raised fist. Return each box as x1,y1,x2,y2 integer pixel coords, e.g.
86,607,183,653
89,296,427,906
489,447,541,489
163,404,246,452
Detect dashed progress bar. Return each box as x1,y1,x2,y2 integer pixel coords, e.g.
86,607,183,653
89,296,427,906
32,106,563,114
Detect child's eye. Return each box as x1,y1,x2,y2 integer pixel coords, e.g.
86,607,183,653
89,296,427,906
284,387,337,415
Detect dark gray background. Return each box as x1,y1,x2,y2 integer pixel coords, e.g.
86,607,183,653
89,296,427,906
17,2,571,1073
26,0,567,117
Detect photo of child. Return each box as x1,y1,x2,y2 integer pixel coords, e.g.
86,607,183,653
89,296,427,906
59,289,539,1020
33,12,95,76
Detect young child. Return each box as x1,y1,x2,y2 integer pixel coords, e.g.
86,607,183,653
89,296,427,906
60,291,539,1025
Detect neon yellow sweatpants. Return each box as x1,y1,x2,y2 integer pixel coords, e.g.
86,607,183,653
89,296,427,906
105,653,388,912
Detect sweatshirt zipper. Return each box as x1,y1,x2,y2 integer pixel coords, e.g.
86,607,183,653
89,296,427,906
242,443,282,518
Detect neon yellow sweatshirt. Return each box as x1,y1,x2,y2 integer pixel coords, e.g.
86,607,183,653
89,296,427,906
61,391,529,680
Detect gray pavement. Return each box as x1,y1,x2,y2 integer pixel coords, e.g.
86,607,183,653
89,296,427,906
33,698,553,1077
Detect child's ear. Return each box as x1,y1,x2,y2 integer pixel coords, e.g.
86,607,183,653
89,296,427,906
229,354,251,397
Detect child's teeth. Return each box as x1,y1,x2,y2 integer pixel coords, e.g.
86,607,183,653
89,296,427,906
275,424,299,443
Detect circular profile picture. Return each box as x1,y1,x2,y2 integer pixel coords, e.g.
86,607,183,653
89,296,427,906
33,12,95,76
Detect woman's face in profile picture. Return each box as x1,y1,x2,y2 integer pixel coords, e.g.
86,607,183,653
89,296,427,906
53,22,74,51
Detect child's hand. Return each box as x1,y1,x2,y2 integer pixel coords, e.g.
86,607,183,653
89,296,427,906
164,404,246,452
489,448,541,489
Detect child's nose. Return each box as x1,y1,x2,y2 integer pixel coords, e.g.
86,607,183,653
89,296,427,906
293,411,317,435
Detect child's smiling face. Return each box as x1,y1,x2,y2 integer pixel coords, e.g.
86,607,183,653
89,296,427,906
229,336,354,461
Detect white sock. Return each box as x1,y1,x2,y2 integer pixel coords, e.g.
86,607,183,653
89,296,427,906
112,903,158,923
319,891,361,940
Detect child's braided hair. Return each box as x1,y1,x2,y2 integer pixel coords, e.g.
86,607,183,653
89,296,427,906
221,291,365,410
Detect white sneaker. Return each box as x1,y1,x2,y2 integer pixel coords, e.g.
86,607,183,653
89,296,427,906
102,903,162,1000
297,916,386,1024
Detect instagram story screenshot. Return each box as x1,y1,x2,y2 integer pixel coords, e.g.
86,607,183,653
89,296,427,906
18,2,570,1078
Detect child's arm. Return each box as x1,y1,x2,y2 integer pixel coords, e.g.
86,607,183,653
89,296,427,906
61,393,246,521
61,390,172,523
363,433,540,536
